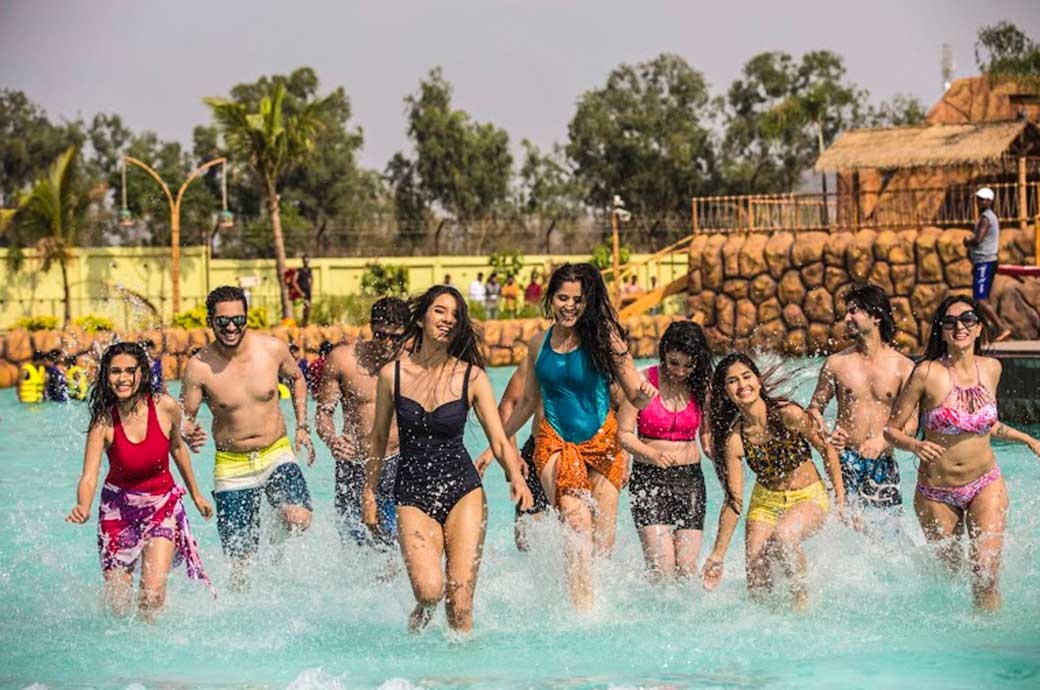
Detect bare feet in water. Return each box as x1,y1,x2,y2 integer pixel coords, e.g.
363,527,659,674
408,603,434,632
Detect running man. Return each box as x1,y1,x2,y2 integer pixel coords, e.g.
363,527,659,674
180,286,315,585
316,297,410,547
808,283,915,520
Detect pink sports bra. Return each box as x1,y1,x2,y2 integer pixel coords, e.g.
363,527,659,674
922,362,998,436
637,366,702,442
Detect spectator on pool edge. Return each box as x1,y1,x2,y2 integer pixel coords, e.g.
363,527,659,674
294,256,314,327
524,271,543,305
964,188,1010,342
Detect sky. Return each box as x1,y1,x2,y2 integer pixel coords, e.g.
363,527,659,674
2,1,1039,171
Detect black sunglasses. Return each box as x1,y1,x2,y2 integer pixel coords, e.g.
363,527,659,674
214,315,247,330
372,328,399,340
939,312,980,331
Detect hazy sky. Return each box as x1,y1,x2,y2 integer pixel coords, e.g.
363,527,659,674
2,1,1039,170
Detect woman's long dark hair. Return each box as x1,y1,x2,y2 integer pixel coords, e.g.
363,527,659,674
88,342,154,431
921,295,988,362
658,320,713,409
708,352,795,511
542,262,628,382
401,285,485,368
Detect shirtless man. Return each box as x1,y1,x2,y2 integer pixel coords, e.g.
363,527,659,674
180,286,315,582
808,283,916,517
316,297,410,547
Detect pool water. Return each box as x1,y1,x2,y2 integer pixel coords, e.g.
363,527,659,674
1,361,1038,690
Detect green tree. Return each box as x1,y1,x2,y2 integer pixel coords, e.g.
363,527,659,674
204,76,336,318
976,21,1040,87
387,68,513,251
0,146,91,326
566,53,715,229
0,90,82,206
866,94,927,127
720,51,867,193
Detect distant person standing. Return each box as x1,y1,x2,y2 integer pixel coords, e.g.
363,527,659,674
294,256,314,327
469,272,487,306
965,188,1010,342
524,271,543,305
501,275,520,316
443,274,452,286
484,273,501,320
44,349,68,402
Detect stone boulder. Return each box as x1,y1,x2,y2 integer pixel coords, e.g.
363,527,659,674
891,230,917,264
915,226,944,283
736,299,757,337
944,259,973,288
890,297,917,335
782,303,808,329
0,361,19,389
722,235,745,277
804,288,835,324
893,331,920,354
715,294,736,337
848,229,877,281
890,264,916,296
739,234,769,277
783,329,808,356
824,266,850,294
4,330,32,362
189,328,212,351
801,262,825,289
722,279,749,300
757,297,782,324
778,270,806,305
998,287,1040,340
752,318,786,352
824,231,854,267
164,328,190,355
791,231,828,267
688,234,709,268
910,283,946,321
807,323,833,354
701,235,727,289
765,232,795,279
32,330,60,354
937,228,971,264
687,268,703,294
868,262,894,296
750,273,777,302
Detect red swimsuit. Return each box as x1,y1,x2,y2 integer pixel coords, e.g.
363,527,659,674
105,396,174,493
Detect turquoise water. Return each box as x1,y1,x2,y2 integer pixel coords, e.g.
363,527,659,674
1,361,1039,690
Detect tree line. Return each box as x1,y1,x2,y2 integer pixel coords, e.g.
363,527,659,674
1,21,1037,318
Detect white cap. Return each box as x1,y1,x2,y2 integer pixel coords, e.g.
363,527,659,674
976,187,995,200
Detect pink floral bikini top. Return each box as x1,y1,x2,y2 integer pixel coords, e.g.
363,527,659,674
922,362,998,436
637,365,702,442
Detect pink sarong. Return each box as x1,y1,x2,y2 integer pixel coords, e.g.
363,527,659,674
97,482,213,593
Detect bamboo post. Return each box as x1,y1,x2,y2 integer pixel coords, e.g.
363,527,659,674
1019,156,1029,232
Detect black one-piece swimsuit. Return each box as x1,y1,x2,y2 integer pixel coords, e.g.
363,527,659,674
393,360,483,524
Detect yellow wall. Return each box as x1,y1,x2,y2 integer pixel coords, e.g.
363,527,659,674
0,246,688,330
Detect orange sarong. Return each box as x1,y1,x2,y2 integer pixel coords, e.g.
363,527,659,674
533,410,626,506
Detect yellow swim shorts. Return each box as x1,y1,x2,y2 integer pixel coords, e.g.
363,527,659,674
746,480,830,526
213,436,296,493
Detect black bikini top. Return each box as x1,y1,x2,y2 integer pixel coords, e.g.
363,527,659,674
394,360,472,456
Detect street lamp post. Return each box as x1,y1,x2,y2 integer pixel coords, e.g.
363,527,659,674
121,156,229,316
610,195,631,304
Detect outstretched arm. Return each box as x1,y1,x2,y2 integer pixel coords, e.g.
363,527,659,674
612,334,656,409
806,358,836,432
67,423,106,523
471,369,534,511
278,341,315,465
165,396,213,518
885,363,944,464
362,367,395,533
702,431,744,591
179,358,207,452
501,334,542,439
784,404,844,509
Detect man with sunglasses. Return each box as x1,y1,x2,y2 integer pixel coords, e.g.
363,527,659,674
965,187,1011,342
808,283,916,528
316,297,410,548
180,286,315,586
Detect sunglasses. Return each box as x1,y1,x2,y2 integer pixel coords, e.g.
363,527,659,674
939,312,980,331
214,315,247,330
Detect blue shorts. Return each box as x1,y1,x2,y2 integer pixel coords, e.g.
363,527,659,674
213,462,312,559
839,449,902,509
335,456,398,548
972,261,997,300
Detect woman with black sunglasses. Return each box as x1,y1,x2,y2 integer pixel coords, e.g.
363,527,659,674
885,295,1040,610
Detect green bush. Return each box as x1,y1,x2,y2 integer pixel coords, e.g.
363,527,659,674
361,263,409,296
516,303,541,319
488,249,525,281
11,315,59,331
310,294,379,326
467,300,487,321
74,314,115,332
589,242,631,270
247,306,269,329
171,305,207,329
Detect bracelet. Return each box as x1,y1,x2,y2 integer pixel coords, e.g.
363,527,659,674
296,424,311,433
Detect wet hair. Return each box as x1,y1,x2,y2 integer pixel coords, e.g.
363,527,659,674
370,296,410,329
657,320,713,409
87,342,154,431
921,295,987,362
319,340,334,357
708,352,796,511
205,285,248,316
542,262,628,382
401,285,484,367
842,282,896,343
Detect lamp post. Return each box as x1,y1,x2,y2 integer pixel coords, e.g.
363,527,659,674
121,156,230,315
610,195,631,303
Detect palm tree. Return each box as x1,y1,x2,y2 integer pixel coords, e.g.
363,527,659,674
0,146,89,327
204,83,330,319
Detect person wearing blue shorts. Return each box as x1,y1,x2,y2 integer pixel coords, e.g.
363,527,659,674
965,187,1010,341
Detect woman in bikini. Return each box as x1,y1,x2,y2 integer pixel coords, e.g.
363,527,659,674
363,285,533,633
66,342,213,619
702,353,844,609
617,320,713,580
885,295,1040,610
502,263,656,609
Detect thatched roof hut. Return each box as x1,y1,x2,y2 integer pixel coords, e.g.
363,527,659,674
815,120,1040,172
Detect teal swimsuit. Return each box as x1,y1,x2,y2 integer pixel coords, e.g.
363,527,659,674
535,327,610,444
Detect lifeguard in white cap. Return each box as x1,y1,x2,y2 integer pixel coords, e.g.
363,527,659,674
965,187,1010,341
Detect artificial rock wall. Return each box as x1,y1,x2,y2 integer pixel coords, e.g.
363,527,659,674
685,225,1039,356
